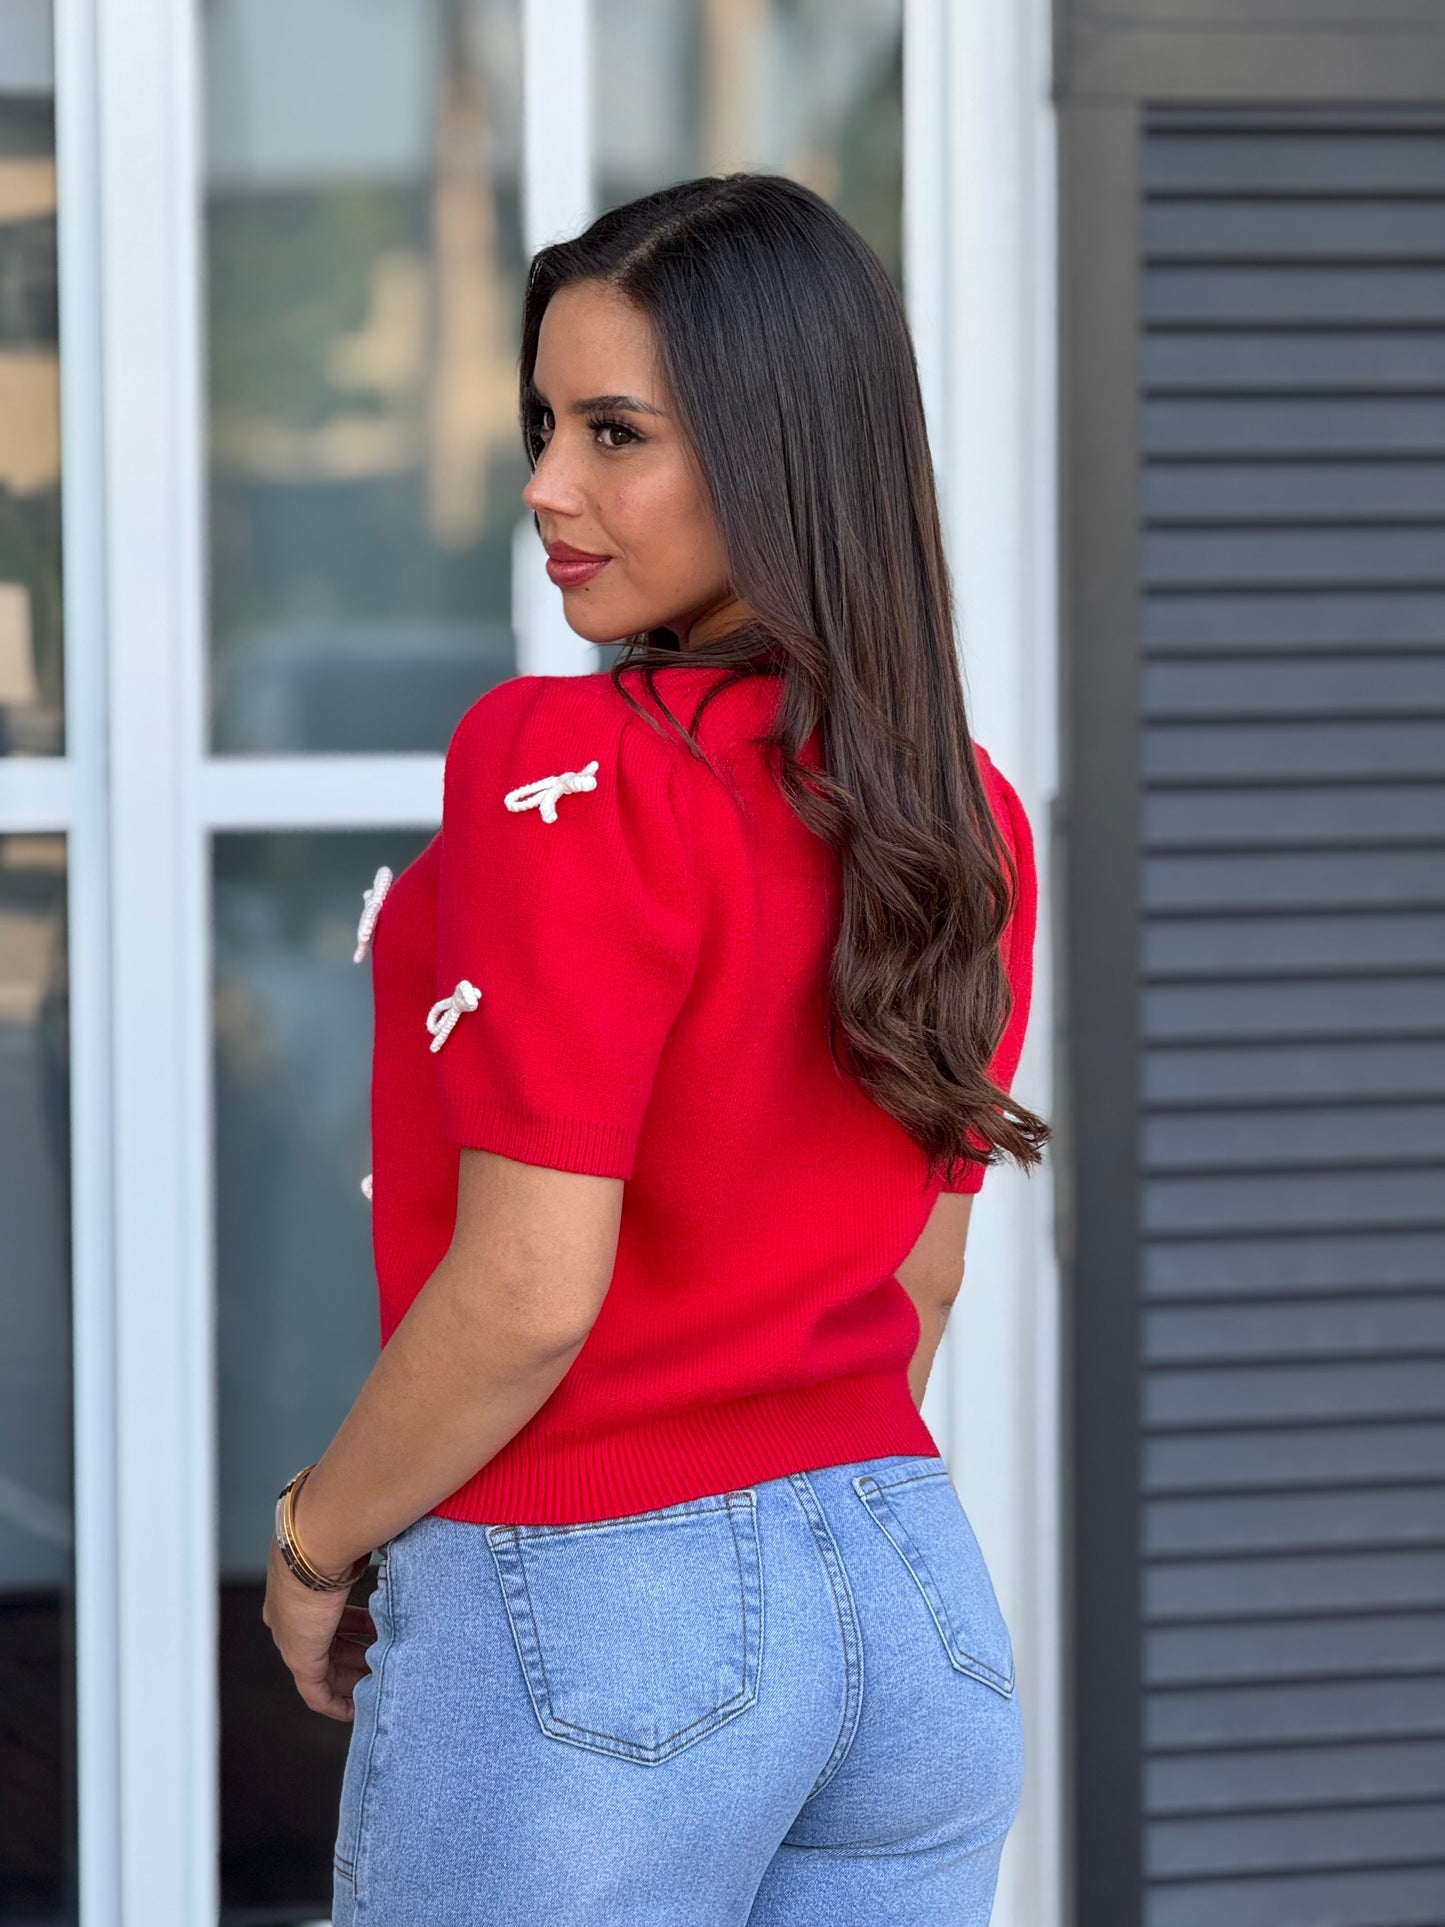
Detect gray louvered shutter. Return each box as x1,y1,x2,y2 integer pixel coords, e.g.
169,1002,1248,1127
1139,103,1445,1927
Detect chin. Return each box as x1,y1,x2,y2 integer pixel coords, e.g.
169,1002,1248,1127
566,609,660,648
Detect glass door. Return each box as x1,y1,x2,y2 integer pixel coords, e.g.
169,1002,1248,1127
31,2,914,1921
201,5,903,1919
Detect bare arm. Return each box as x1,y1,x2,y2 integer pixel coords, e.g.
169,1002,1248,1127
288,1146,620,1578
895,1191,974,1409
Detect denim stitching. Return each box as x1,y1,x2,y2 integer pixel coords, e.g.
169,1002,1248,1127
865,1466,951,1492
498,1501,747,1741
491,1496,762,1760
787,1471,864,1804
347,1552,399,1908
853,1476,1015,1696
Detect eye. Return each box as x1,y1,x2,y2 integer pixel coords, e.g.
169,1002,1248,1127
525,405,552,463
525,405,641,462
587,413,641,450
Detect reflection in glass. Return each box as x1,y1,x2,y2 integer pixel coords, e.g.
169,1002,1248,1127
0,834,75,1922
594,0,904,292
214,827,431,1917
205,0,526,754
0,18,63,758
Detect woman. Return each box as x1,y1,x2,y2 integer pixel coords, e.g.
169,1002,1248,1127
263,171,1050,1926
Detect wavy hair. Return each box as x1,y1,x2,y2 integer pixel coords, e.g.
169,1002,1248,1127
517,172,1050,1189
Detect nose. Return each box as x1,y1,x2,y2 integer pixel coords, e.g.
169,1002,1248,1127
522,440,584,518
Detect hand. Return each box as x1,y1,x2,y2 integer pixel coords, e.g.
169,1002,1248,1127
262,1534,376,1721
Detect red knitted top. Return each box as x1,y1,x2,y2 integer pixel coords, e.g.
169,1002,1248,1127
363,662,1037,1526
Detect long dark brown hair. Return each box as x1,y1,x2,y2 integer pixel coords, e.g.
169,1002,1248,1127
517,172,1050,1189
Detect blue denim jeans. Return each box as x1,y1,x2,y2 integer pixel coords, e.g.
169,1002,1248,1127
331,1452,1024,1925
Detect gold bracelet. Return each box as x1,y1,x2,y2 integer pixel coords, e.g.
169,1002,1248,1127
274,1464,372,1592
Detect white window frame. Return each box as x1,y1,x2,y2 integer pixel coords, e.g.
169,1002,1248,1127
32,0,1063,1920
906,5,1062,1925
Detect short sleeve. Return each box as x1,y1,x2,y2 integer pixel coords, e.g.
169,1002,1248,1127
431,676,699,1179
941,759,1038,1194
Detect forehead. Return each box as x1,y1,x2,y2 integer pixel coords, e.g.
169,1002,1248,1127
535,282,661,395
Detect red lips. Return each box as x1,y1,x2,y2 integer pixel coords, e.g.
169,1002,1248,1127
544,537,612,588
544,539,611,563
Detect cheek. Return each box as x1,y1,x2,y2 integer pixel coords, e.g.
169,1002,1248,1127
607,474,720,590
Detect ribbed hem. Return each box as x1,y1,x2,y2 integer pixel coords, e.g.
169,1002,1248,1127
428,1369,940,1526
438,1088,637,1179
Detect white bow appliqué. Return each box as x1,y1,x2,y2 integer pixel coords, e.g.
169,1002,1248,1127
504,760,599,823
354,865,393,963
427,979,481,1052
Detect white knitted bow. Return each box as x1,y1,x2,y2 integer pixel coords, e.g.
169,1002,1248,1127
354,864,393,963
503,760,599,823
426,979,481,1052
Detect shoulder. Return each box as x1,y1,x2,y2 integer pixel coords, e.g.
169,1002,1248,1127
440,674,694,879
445,671,693,758
443,673,686,804
445,672,660,758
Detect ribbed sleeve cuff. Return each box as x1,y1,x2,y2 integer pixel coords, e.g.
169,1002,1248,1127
438,1085,638,1180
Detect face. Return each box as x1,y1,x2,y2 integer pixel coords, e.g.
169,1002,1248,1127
521,279,752,651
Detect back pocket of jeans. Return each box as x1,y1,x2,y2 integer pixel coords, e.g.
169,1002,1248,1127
486,1488,763,1765
853,1464,1015,1697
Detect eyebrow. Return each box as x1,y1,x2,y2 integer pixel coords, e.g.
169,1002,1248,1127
524,382,667,419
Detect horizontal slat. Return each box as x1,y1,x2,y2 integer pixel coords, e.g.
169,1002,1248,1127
1144,787,1445,849
1144,108,1445,131
1144,1228,1445,1299
1147,1423,1445,1496
1146,589,1445,652
1146,656,1445,721
1156,466,1445,527
1145,523,1445,583
1146,1297,1445,1367
1145,330,1445,392
1147,1797,1445,1882
1146,1863,1445,1927
1149,1617,1445,1690
1144,1169,1443,1236
1142,132,1445,197
1144,266,1445,325
1145,976,1445,1039
1144,849,1445,912
1144,463,1445,521
1142,721,1445,783
1145,1364,1445,1433
1143,1100,1445,1170
1147,1548,1445,1624
1143,1040,1445,1102
1146,398,1445,458
1145,1672,1445,1752
1145,911,1445,977
1147,1734,1445,1818
1144,198,1445,262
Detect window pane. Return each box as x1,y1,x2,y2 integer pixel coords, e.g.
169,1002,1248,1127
0,9,63,759
205,1,526,754
594,0,903,291
0,832,75,1923
214,827,430,1917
